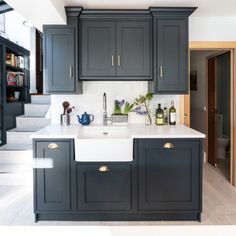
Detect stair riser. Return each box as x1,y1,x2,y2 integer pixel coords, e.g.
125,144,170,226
24,104,49,116
7,132,32,145
16,117,50,129
31,95,51,104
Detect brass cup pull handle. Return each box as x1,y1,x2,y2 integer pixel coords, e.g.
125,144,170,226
163,143,174,149
48,143,58,149
98,165,110,172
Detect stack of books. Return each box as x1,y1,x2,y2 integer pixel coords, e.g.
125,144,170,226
7,71,24,86
6,53,24,68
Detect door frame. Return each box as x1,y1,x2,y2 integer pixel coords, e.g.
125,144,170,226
180,42,236,186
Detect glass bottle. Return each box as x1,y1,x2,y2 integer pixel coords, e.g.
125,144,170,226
156,104,164,125
169,101,176,125
164,107,168,125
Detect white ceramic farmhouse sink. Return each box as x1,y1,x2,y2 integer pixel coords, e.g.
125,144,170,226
75,126,133,162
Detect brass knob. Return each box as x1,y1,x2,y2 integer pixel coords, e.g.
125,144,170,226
163,143,174,149
98,165,110,172
48,143,58,149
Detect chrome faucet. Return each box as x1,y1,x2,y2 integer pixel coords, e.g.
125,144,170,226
103,92,112,126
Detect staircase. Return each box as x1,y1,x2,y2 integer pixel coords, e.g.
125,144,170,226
0,95,51,185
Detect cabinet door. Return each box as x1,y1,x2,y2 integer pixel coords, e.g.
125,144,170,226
44,27,75,92
138,139,201,211
116,21,151,78
34,140,73,211
156,19,187,93
77,163,131,211
81,21,116,77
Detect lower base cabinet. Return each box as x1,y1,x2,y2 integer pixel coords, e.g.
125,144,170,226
76,163,132,211
33,138,203,222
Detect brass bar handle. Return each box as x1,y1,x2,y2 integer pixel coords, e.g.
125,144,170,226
48,143,58,149
117,55,121,66
111,55,115,66
163,143,174,149
69,66,73,78
159,66,163,78
98,165,110,172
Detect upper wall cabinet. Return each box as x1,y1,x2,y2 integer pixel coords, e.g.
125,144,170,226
43,7,83,94
149,7,196,94
80,11,152,80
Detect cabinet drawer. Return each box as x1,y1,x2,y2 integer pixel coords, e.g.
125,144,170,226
137,139,202,211
76,163,132,211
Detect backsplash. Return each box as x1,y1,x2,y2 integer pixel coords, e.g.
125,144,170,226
50,81,180,125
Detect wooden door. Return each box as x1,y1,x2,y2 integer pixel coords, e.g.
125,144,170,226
116,20,151,78
81,21,116,77
207,57,217,166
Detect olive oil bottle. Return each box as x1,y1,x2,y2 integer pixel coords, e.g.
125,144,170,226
156,104,164,125
169,101,176,125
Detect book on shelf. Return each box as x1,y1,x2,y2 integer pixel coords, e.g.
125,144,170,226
7,71,24,86
6,53,24,68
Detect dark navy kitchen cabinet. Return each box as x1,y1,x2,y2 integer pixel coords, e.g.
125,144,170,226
33,140,73,213
81,21,116,77
76,163,132,211
43,7,82,94
116,21,151,77
137,139,202,217
33,137,203,221
149,7,196,94
80,12,152,80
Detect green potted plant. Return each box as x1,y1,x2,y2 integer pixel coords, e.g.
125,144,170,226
112,93,153,124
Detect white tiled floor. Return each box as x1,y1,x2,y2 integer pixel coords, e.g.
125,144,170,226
1,163,236,225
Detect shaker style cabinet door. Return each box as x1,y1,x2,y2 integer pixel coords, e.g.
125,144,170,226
156,19,187,93
116,21,151,78
44,27,76,93
81,21,116,77
76,163,132,211
34,140,73,211
137,139,201,211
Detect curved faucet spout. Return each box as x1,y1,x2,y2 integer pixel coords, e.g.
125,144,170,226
103,92,107,126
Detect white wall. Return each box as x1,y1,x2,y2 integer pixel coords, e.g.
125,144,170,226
189,17,236,41
51,82,180,125
3,11,30,49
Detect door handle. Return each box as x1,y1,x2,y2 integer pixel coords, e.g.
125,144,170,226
117,55,121,67
111,55,115,66
48,143,58,149
98,165,110,172
69,66,73,78
163,143,174,149
159,66,163,78
184,113,188,118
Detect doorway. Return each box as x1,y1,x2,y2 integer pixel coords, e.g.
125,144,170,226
189,50,231,181
181,42,236,185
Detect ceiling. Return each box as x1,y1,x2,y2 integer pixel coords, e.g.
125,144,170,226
64,0,236,17
3,0,236,32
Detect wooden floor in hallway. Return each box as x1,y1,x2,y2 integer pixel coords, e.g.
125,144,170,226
1,163,236,225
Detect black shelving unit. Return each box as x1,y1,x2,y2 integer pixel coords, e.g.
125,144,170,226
0,36,30,146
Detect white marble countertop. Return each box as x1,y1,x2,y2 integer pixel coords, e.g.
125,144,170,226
31,123,205,139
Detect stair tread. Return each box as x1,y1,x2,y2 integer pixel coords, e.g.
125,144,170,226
8,128,40,132
0,143,32,150
17,115,48,118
